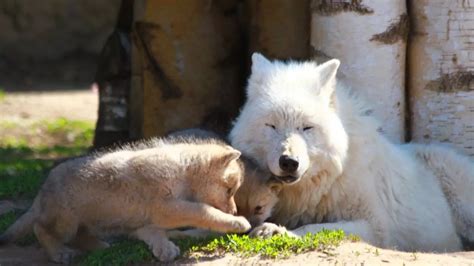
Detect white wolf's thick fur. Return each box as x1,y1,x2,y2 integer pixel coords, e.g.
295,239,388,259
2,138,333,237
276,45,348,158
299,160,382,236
230,53,474,252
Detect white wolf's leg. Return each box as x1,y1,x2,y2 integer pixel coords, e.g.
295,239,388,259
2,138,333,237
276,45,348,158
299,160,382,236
410,144,474,244
250,220,376,244
133,225,180,262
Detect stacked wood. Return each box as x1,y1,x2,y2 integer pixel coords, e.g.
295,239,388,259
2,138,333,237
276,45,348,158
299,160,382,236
130,0,244,138
408,0,474,156
245,0,310,60
310,0,408,142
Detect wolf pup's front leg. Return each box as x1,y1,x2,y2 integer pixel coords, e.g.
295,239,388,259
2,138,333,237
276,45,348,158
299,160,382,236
134,226,180,262
154,200,251,233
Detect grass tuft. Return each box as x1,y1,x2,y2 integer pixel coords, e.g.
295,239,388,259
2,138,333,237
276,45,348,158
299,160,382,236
193,230,345,259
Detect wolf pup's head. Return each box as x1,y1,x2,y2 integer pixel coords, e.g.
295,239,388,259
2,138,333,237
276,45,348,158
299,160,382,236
234,156,282,227
230,53,348,185
191,145,244,215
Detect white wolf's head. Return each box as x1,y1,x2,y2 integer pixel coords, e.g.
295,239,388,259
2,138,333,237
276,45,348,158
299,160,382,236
230,53,348,184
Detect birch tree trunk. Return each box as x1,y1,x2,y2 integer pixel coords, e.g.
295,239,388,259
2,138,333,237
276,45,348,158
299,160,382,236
245,0,310,60
311,0,408,142
130,0,244,138
408,0,474,156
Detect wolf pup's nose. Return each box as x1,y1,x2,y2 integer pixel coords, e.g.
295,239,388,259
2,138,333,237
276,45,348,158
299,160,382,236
279,155,299,173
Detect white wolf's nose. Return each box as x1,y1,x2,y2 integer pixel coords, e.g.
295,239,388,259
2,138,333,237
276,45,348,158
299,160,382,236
279,155,299,173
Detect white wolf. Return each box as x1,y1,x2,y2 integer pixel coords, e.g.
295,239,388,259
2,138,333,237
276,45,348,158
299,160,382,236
229,53,474,252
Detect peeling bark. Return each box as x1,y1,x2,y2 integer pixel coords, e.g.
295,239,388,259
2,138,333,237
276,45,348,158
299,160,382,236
311,0,374,16
370,14,409,44
408,0,474,156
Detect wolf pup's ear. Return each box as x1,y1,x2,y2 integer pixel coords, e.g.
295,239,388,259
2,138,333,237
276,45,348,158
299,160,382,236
220,150,242,166
267,178,283,194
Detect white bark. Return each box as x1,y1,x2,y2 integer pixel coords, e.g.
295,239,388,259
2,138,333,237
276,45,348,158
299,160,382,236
311,0,407,143
409,0,474,156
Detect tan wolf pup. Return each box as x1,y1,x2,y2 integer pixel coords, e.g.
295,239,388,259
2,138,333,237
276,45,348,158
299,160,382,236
0,137,251,263
166,129,282,239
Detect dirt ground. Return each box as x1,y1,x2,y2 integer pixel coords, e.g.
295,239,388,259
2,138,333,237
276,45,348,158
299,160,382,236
1,90,473,265
0,87,98,122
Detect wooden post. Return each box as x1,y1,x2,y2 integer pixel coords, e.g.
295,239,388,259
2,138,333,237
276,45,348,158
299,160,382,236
311,0,408,142
130,0,244,138
408,0,474,156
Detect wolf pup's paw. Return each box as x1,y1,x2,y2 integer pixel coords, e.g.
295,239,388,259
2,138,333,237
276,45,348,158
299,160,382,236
228,216,252,233
152,240,180,262
50,247,81,264
249,222,296,238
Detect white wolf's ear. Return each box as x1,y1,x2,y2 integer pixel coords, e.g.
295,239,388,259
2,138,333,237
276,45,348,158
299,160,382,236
251,52,272,76
317,59,340,99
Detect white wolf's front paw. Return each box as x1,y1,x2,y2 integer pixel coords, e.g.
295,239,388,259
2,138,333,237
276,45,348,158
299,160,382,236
152,240,180,262
249,222,296,238
228,216,252,233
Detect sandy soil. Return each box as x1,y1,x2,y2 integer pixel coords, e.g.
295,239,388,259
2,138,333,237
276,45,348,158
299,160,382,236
0,88,98,122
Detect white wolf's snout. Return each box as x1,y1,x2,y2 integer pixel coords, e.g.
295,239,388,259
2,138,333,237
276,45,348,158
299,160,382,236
267,133,310,184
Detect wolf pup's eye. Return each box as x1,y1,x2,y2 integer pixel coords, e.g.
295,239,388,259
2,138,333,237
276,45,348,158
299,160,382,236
303,126,313,131
265,123,276,130
227,188,233,196
254,205,263,214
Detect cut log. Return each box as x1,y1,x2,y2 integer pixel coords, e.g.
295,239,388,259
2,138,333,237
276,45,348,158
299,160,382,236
311,0,408,142
408,0,474,156
130,0,244,138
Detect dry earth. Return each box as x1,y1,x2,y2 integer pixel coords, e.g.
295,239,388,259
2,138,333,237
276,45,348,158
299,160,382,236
0,90,473,265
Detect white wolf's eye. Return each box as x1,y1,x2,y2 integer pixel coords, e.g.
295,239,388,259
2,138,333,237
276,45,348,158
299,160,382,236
265,123,276,130
303,126,314,131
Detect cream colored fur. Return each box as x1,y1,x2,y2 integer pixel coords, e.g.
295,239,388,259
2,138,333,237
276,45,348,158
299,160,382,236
229,53,474,252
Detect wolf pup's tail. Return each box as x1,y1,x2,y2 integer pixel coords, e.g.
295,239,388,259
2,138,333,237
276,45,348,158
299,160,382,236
0,198,40,245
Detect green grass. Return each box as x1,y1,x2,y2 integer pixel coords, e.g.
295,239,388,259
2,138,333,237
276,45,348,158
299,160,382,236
77,240,154,266
0,89,5,102
0,118,94,199
77,230,347,265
